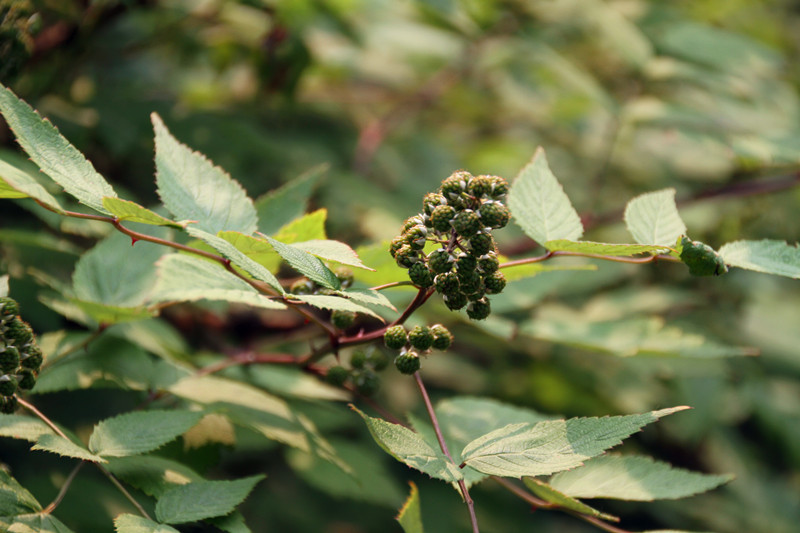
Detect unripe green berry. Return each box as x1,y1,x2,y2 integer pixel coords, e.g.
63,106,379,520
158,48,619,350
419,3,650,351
453,209,482,237
331,310,357,330
428,249,454,274
483,271,507,294
434,271,459,295
394,351,421,375
0,395,17,414
6,319,33,345
404,225,428,250
353,370,380,396
478,253,499,274
350,350,367,369
459,271,483,295
468,233,494,256
422,193,447,216
0,374,18,396
441,172,470,199
20,348,42,371
16,368,36,391
479,201,510,229
489,176,509,198
467,286,486,301
290,278,315,295
0,297,19,317
326,365,349,387
384,325,408,350
389,236,406,258
443,291,468,310
408,326,434,351
455,254,478,279
431,324,453,351
408,262,434,288
466,298,491,320
468,175,493,198
335,268,355,289
394,245,419,268
367,351,390,371
402,215,425,233
1,346,20,373
430,204,456,233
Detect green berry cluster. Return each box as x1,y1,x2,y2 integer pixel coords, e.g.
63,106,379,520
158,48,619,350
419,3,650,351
325,347,389,396
389,171,510,320
0,297,42,413
289,269,359,330
383,324,453,375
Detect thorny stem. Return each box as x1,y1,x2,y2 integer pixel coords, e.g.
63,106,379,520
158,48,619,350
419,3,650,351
43,462,84,514
414,372,480,533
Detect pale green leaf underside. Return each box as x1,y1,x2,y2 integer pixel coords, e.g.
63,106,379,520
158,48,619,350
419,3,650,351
255,164,325,235
508,147,583,244
293,239,374,270
718,239,800,279
186,228,285,294
523,478,618,521
354,407,463,483
114,514,181,533
624,189,687,246
152,113,257,234
272,208,327,242
150,254,286,310
549,454,733,501
545,240,670,256
0,414,56,442
0,84,117,213
0,513,76,533
460,407,687,478
0,469,42,514
262,235,340,289
396,482,424,533
89,410,204,457
32,434,106,462
102,197,186,228
290,294,382,320
155,475,264,524
106,455,204,498
344,288,396,311
0,158,64,212
68,298,155,325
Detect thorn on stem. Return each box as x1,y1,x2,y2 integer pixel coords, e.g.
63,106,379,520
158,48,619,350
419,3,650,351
130,237,138,246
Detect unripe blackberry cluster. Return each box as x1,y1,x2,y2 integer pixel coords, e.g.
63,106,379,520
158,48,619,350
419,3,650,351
383,324,453,375
389,171,510,320
0,297,42,413
325,347,389,397
289,268,360,330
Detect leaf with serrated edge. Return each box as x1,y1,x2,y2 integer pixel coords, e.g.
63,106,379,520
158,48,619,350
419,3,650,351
102,197,187,228
508,147,583,245
32,434,106,462
262,235,340,289
273,209,327,242
155,475,264,524
152,113,257,234
718,239,800,279
344,288,396,311
0,469,43,514
291,294,382,320
624,189,687,246
293,240,375,270
106,455,203,498
0,513,77,533
396,482,424,533
115,514,181,533
89,410,203,457
0,84,117,213
523,478,618,521
461,407,687,478
0,158,64,212
353,406,463,483
0,414,56,442
186,227,285,294
545,240,670,256
255,164,326,235
150,254,286,310
549,454,733,501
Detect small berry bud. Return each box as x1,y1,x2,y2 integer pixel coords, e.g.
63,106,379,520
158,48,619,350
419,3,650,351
384,325,408,350
394,245,419,268
404,225,428,250
0,346,20,373
466,298,491,320
468,175,493,198
389,236,406,258
455,254,478,279
428,249,454,274
408,262,434,288
402,216,425,233
458,271,483,295
350,350,367,369
479,201,510,229
0,374,18,396
468,233,494,256
478,253,500,274
395,351,421,375
331,310,357,330
441,172,471,199
489,176,509,198
483,271,507,294
408,326,434,351
422,193,447,216
6,320,33,346
0,297,19,318
20,347,43,371
367,351,390,371
326,365,349,387
0,395,17,414
443,292,468,310
434,271,460,295
430,204,456,233
452,210,482,237
16,368,36,391
430,324,453,350
353,370,380,396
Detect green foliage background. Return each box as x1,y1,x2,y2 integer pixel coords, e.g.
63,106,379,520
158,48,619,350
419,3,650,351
1,1,799,532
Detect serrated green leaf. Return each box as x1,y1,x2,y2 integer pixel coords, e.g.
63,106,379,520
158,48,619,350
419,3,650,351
624,189,687,246
186,228,285,294
460,407,687,478
273,209,327,242
149,254,286,310
343,288,396,311
718,239,800,279
549,454,733,501
290,294,381,320
351,241,410,287
292,240,374,271
255,164,325,235
66,298,155,325
0,84,117,213
0,513,76,533
353,406,463,483
102,197,185,228
0,414,55,442
262,235,340,289
230,365,349,402
523,478,618,521
152,113,257,234
508,147,583,245
206,512,251,533
155,475,264,524
396,482,424,533
114,514,181,533
0,469,42,515
88,410,203,457
0,158,64,212
32,433,106,462
544,240,670,256
106,455,204,498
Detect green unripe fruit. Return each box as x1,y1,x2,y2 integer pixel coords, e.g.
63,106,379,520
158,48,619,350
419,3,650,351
466,298,491,320
443,292,468,310
468,175,493,198
0,297,19,317
335,268,355,289
422,193,447,216
353,370,380,396
679,236,728,276
489,176,509,198
0,346,20,373
434,271,460,295
430,204,456,233
16,368,36,391
468,233,494,256
384,325,408,350
394,245,419,268
408,326,434,351
350,350,367,369
455,254,478,278
0,374,18,396
441,172,470,199
367,351,390,371
483,271,507,294
326,365,349,386
389,236,406,258
431,324,453,351
404,225,428,250
478,253,500,274
394,351,421,375
467,286,486,301
458,271,483,295
331,310,357,330
402,215,425,233
6,319,33,345
428,249,454,274
408,262,434,288
290,278,315,295
0,396,17,414
20,348,42,371
479,201,510,229
452,210,482,237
